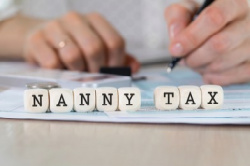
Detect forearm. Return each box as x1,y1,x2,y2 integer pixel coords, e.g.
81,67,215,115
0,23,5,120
0,14,45,60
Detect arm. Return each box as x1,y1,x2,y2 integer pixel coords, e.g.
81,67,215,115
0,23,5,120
0,14,45,60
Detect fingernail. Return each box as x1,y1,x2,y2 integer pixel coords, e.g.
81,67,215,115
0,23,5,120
169,23,181,39
171,43,184,55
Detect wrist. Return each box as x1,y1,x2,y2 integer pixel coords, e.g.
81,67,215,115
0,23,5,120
0,15,46,60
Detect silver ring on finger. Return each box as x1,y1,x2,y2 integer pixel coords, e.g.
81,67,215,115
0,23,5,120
58,40,67,49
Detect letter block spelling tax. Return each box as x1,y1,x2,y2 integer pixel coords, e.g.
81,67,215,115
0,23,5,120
200,85,224,109
154,86,179,110
179,86,202,110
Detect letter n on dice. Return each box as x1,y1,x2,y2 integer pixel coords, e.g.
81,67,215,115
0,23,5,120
24,89,49,113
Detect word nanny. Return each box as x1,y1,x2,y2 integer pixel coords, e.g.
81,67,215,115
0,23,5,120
24,85,224,113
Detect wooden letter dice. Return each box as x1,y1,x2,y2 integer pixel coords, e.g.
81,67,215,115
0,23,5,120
49,88,73,113
24,89,49,113
118,87,141,111
73,88,96,112
96,87,118,112
200,85,224,109
154,86,179,110
179,86,201,110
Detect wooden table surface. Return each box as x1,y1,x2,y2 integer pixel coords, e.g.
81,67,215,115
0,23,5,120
1,65,250,166
0,119,249,166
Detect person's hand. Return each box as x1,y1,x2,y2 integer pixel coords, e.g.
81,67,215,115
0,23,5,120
165,0,250,86
23,12,140,73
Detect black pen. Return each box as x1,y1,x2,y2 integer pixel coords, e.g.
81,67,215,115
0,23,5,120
167,0,215,73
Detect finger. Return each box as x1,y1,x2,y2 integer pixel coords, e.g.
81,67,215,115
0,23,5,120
193,66,207,75
125,54,141,74
185,17,250,69
25,53,37,65
206,40,250,73
165,0,199,39
62,12,106,73
23,46,36,64
170,0,249,57
43,20,85,71
27,31,63,69
203,62,250,86
86,13,126,67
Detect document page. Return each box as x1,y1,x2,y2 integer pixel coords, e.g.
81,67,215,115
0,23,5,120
1,65,250,124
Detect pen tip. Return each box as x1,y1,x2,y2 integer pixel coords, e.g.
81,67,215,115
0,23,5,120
167,67,172,73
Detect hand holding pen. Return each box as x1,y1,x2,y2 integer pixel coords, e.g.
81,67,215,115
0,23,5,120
167,0,215,73
165,0,250,86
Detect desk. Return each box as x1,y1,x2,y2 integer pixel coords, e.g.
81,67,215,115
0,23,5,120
0,120,250,166
0,64,250,166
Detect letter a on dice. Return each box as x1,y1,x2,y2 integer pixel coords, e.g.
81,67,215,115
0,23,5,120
49,88,73,113
179,86,201,110
118,87,141,111
200,85,224,109
24,89,49,113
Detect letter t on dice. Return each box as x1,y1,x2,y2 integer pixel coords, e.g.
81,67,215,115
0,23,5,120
154,86,179,110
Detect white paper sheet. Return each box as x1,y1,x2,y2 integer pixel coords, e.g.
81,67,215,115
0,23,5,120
1,63,250,124
0,87,250,125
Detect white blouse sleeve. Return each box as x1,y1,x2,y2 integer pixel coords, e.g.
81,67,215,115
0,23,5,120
0,0,19,21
